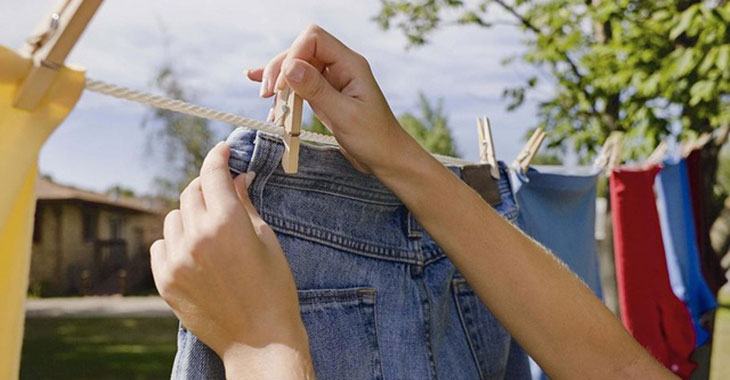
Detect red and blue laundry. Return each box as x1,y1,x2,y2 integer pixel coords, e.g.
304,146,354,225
610,166,697,378
655,158,717,346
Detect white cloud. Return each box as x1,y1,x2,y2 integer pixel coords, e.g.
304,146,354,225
2,0,543,193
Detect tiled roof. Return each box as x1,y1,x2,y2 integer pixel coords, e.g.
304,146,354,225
35,177,166,215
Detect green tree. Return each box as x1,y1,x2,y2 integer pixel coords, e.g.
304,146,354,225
304,92,459,157
376,1,728,153
376,0,729,241
105,185,136,198
303,113,333,136
531,153,562,166
143,62,232,199
399,92,460,156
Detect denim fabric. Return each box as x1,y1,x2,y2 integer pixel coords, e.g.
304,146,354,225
655,158,716,346
511,166,604,380
171,128,530,380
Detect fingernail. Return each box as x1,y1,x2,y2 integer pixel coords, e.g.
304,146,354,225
286,62,305,84
259,78,269,97
244,171,256,187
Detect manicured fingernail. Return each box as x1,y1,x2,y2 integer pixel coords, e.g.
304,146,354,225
245,171,256,187
260,78,269,97
286,62,305,84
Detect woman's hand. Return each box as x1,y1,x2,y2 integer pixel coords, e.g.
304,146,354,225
150,142,314,379
247,24,425,175
247,25,676,380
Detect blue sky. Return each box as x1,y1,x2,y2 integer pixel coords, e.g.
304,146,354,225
4,0,544,194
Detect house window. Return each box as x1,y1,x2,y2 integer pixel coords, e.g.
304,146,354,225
109,216,124,240
81,207,98,242
33,205,43,243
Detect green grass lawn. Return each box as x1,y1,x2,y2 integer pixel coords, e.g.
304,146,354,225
21,317,179,380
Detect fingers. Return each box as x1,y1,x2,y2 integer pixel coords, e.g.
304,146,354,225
232,172,262,222
199,142,241,215
180,177,205,229
164,210,183,242
274,25,346,90
281,58,350,117
246,68,263,82
149,239,167,278
260,50,288,98
276,25,352,90
232,172,278,246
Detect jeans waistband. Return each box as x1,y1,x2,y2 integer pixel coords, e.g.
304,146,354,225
226,128,519,264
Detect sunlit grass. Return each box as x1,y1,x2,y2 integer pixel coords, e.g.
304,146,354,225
21,317,179,380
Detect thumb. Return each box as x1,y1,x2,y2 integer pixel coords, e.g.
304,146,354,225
233,172,281,249
282,58,345,114
232,172,264,224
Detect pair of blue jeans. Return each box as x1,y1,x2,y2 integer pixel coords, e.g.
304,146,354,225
171,128,530,379
655,158,716,346
512,166,604,380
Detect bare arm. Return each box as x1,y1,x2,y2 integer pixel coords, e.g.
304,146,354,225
258,25,675,379
373,136,674,379
153,24,675,380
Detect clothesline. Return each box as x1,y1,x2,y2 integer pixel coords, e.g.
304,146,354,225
84,77,473,167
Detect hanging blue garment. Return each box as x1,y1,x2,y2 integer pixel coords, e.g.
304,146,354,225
513,166,604,298
512,166,604,380
655,158,717,346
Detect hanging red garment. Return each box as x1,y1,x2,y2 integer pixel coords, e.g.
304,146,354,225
610,165,696,378
685,149,727,294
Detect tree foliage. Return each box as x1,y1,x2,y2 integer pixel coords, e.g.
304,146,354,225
398,92,460,156
376,0,729,160
143,63,231,199
302,113,333,136
105,185,136,198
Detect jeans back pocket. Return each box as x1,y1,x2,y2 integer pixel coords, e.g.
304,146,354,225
299,287,383,380
452,278,512,380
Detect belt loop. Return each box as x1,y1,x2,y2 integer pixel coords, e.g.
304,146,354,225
407,211,423,239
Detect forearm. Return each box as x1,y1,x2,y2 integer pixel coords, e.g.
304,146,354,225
223,343,316,380
374,135,674,379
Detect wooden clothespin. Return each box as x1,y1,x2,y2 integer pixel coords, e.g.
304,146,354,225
715,125,730,146
681,127,728,156
688,132,712,155
606,131,624,171
13,0,103,110
647,140,668,165
274,88,303,174
512,127,546,172
477,117,499,179
594,131,624,172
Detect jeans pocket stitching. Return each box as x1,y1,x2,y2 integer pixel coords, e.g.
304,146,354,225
298,286,384,380
453,280,486,380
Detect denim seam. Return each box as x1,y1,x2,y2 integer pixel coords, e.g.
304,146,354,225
453,279,485,380
265,181,402,207
263,213,425,264
250,134,280,215
423,254,447,266
268,174,399,205
417,278,438,379
407,212,422,239
298,287,377,305
371,290,385,380
172,324,189,375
